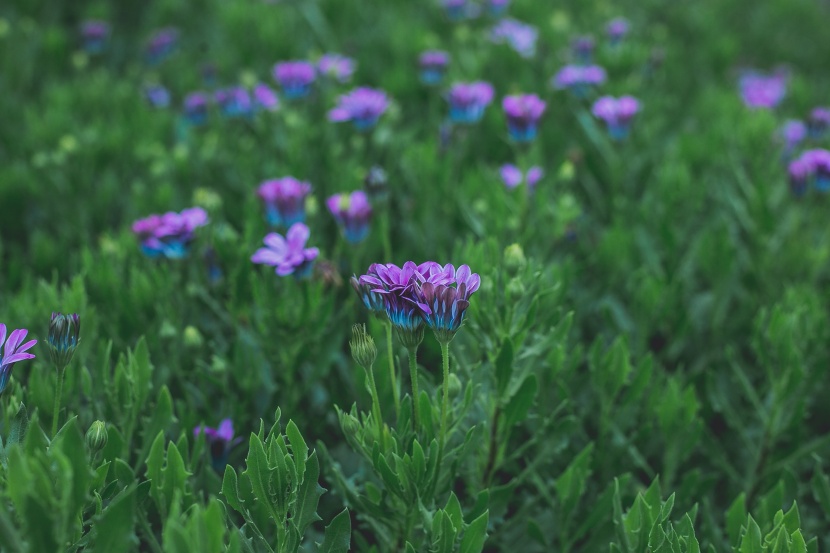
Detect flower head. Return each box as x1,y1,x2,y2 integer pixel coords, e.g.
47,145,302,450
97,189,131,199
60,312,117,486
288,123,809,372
215,86,253,118
146,27,179,64
251,222,319,278
0,325,37,396
502,94,546,142
592,95,640,140
804,148,830,191
132,207,209,259
80,20,110,54
490,19,538,58
257,177,312,227
47,313,81,371
359,262,426,348
442,0,475,21
273,61,316,99
364,165,389,202
351,269,386,316
318,53,356,83
809,107,830,138
194,418,237,471
349,324,377,369
500,164,543,190
328,87,389,131
487,0,510,17
419,50,450,85
606,18,629,44
571,35,595,63
144,84,171,108
553,65,606,96
253,83,280,111
788,157,812,197
183,92,210,125
739,70,787,110
412,264,481,344
327,190,373,243
777,119,807,155
446,81,494,124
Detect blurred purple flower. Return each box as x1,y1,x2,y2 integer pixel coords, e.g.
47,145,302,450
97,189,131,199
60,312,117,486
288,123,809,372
251,222,320,278
500,164,543,190
253,83,280,111
809,107,830,138
788,157,812,197
144,84,171,108
327,190,373,243
592,95,640,140
606,18,630,45
80,20,110,54
490,18,538,58
194,418,239,471
804,149,830,191
487,0,510,17
328,87,389,131
739,70,787,110
777,119,807,155
146,27,179,64
273,61,316,99
318,53,356,83
0,324,37,396
419,50,450,85
502,94,546,142
446,81,494,124
132,207,209,259
442,0,476,21
552,65,606,97
257,177,312,227
183,92,210,125
571,35,595,63
215,86,253,118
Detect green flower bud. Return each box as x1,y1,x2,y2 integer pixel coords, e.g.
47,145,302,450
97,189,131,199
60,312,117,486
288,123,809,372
350,324,377,369
447,373,462,398
85,420,108,453
507,277,526,301
183,325,204,348
503,243,527,275
47,312,81,371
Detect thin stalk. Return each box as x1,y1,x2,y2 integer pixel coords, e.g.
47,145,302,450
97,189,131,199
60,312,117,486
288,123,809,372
52,367,66,437
439,341,450,449
366,365,385,450
386,322,400,419
408,346,421,432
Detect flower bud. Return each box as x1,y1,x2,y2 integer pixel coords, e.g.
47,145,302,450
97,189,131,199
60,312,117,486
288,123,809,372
47,312,81,371
85,420,108,453
507,277,526,301
503,243,527,275
447,373,462,398
183,326,203,348
350,324,377,369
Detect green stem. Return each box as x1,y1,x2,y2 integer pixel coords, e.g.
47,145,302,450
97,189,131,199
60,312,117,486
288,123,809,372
52,367,66,437
408,347,421,432
439,341,450,449
385,322,400,420
366,365,385,450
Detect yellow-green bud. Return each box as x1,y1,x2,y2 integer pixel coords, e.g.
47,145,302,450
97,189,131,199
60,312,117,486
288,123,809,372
503,243,527,275
183,325,204,348
349,324,377,369
85,420,108,453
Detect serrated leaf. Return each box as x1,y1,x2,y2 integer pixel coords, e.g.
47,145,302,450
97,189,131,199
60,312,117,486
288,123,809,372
317,508,351,553
459,510,488,553
444,493,463,531
293,450,324,535
739,516,763,553
95,486,138,551
286,420,308,482
7,403,28,447
244,433,276,521
222,465,244,514
790,530,807,553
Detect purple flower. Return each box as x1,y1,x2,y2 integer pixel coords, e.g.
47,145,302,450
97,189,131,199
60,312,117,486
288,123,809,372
144,84,171,108
739,70,787,110
809,107,830,138
777,119,807,155
502,94,546,142
592,95,640,140
215,86,253,118
326,190,373,243
132,207,209,259
253,83,280,111
318,53,356,83
606,18,630,44
442,0,474,21
257,177,312,227
328,87,389,131
487,0,510,17
80,20,110,54
146,27,179,64
419,50,450,85
273,61,316,99
500,164,543,190
788,157,812,197
446,81,494,124
571,35,595,63
251,223,320,278
552,65,606,97
359,262,428,348
0,325,37,396
490,18,538,58
194,418,238,471
804,149,830,191
351,270,386,315
183,92,210,125
412,264,481,344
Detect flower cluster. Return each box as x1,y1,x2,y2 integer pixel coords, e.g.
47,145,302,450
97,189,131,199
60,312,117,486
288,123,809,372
592,95,641,140
0,324,37,396
328,87,389,130
502,94,546,142
446,81,494,124
132,207,209,258
80,20,110,54
500,164,543,191
419,50,450,85
356,262,481,345
251,222,319,278
787,149,830,195
257,177,312,227
327,190,373,243
552,65,607,96
318,53,356,83
490,19,538,58
739,70,788,110
273,61,316,99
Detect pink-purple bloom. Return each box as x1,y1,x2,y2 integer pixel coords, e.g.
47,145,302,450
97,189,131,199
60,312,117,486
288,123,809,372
251,222,319,278
194,418,239,471
502,94,546,142
257,177,312,227
0,325,37,396
273,61,316,99
327,191,373,243
488,0,510,17
253,83,280,111
739,70,788,110
146,27,179,64
215,86,253,118
809,107,830,138
328,87,389,131
788,149,830,194
592,95,640,140
606,18,630,44
788,157,812,196
553,65,607,96
144,84,171,108
80,20,110,54
500,164,543,190
318,54,356,83
572,35,595,63
132,207,209,259
419,50,450,85
183,92,209,125
490,18,538,58
447,82,494,124
777,119,807,155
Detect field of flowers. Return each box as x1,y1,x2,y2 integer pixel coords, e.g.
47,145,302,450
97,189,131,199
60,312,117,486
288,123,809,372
2,0,830,551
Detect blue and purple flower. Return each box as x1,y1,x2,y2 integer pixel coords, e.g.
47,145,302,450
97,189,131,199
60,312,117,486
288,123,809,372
739,70,788,110
183,92,210,125
80,20,110,54
490,18,538,58
487,0,510,17
606,18,630,45
809,107,830,139
0,324,37,396
327,190,373,243
552,65,606,97
592,95,640,140
146,27,179,65
194,419,241,471
144,84,171,108
253,84,280,111
215,86,253,118
777,119,807,157
500,164,543,191
318,54,356,83
788,157,812,197
419,50,450,85
132,207,209,259
251,222,320,278
257,177,312,227
273,61,316,99
446,81,494,124
413,264,480,344
502,94,546,142
328,87,389,131
571,35,595,64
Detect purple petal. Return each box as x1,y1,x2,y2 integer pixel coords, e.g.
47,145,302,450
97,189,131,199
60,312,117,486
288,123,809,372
217,418,234,441
500,164,523,188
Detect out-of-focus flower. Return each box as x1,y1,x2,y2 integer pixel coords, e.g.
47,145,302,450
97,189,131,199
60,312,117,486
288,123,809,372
318,53,356,83
571,35,595,63
327,190,373,243
183,92,210,125
146,27,179,64
215,86,253,118
500,164,543,190
446,81,494,124
442,0,474,21
328,87,389,131
364,165,388,202
194,419,238,471
201,63,218,86
419,50,450,85
552,65,606,96
257,177,312,227
788,157,812,197
253,83,280,111
490,18,538,58
0,324,37,396
606,18,630,45
132,207,209,258
487,0,510,17
809,107,830,139
502,94,546,142
805,149,830,191
144,84,171,108
739,70,788,110
273,61,316,99
46,313,81,371
251,222,319,278
777,119,807,156
80,20,110,54
592,95,640,140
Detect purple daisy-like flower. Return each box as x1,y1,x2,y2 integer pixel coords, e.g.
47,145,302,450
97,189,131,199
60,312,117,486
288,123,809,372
328,87,389,131
257,177,312,227
500,164,544,190
804,149,830,191
80,20,110,54
490,18,538,58
412,264,481,344
739,70,787,110
326,190,373,243
502,94,546,142
194,418,240,471
592,95,640,140
606,18,630,44
419,50,450,85
132,207,209,259
144,84,171,108
809,107,830,138
0,325,37,396
251,222,320,278
273,61,316,99
146,27,179,64
788,157,812,197
351,268,386,316
215,86,253,118
446,81,494,124
552,65,606,97
777,119,807,155
318,53,356,83
359,262,427,348
183,92,210,125
253,83,280,111
571,35,595,63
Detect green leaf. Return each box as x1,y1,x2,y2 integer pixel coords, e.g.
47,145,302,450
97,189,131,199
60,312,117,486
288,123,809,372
317,508,351,553
726,493,747,547
503,374,538,428
293,450,324,535
459,510,489,553
7,402,28,447
495,339,514,398
790,530,807,553
129,337,154,409
739,516,763,553
161,442,191,515
432,510,457,553
222,465,244,514
243,433,276,520
810,464,830,517
94,486,138,551
286,420,309,482
556,443,594,519
444,492,463,531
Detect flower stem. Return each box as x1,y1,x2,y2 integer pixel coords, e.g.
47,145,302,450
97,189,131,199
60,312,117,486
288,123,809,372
408,346,421,432
52,367,66,437
439,341,450,449
385,322,400,420
366,365,385,450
